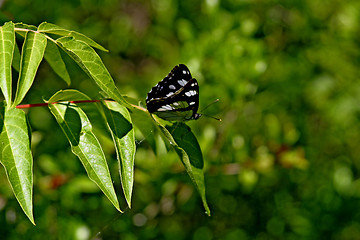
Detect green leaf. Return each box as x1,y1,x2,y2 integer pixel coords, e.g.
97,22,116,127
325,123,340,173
13,31,47,107
0,21,15,106
159,121,210,216
0,103,34,224
56,36,128,107
44,40,71,85
46,89,90,103
12,42,21,72
102,101,135,208
38,22,108,52
166,123,204,168
48,91,121,212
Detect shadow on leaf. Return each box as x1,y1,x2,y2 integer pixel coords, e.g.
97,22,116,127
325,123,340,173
62,106,81,146
104,108,132,139
166,122,204,169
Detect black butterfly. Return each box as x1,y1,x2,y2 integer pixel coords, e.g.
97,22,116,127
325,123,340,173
146,64,201,121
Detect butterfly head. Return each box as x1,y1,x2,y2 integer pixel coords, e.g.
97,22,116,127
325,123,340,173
193,113,202,120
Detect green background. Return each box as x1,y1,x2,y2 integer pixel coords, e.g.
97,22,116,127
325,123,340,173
1,0,360,239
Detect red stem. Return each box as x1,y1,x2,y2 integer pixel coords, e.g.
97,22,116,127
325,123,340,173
16,100,103,109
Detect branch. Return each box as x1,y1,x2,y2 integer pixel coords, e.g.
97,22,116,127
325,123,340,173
16,100,102,109
15,100,147,111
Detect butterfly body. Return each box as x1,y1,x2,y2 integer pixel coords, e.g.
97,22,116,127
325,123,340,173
146,64,201,121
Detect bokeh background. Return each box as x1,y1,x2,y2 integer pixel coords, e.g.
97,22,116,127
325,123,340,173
1,0,360,239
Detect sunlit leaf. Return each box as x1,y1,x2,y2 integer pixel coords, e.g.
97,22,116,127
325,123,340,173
13,31,47,107
44,40,71,85
56,36,128,107
0,21,15,106
102,101,135,208
0,103,34,224
48,90,121,212
38,22,108,52
47,89,90,103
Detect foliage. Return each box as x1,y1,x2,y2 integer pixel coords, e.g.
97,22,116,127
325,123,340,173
0,21,209,226
1,0,360,239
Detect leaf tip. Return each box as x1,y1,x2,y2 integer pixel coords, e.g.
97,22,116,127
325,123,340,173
27,214,36,225
116,205,123,213
126,199,132,209
205,210,211,216
203,200,211,216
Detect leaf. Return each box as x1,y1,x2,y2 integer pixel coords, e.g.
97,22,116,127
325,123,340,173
102,101,135,208
166,123,204,168
38,22,108,52
46,89,90,103
159,121,210,216
0,21,15,106
56,36,129,107
0,103,34,224
13,31,47,107
48,91,121,212
44,40,71,85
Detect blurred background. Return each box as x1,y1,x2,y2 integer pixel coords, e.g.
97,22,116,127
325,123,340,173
1,0,360,239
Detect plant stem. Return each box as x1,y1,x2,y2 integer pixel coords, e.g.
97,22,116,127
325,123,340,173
15,100,147,112
15,100,148,114
16,100,102,109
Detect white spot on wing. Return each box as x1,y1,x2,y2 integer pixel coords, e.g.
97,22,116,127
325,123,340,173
169,85,176,90
166,92,174,97
189,102,195,105
185,90,197,97
178,79,187,86
183,70,187,74
157,104,173,111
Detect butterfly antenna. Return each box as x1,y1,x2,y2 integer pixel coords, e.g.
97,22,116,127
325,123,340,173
199,99,221,121
201,99,219,112
201,113,222,121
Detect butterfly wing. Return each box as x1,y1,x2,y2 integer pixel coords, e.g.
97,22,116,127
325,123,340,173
146,64,192,105
150,78,200,121
146,64,201,121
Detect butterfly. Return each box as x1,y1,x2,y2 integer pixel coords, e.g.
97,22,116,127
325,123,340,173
146,64,201,121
